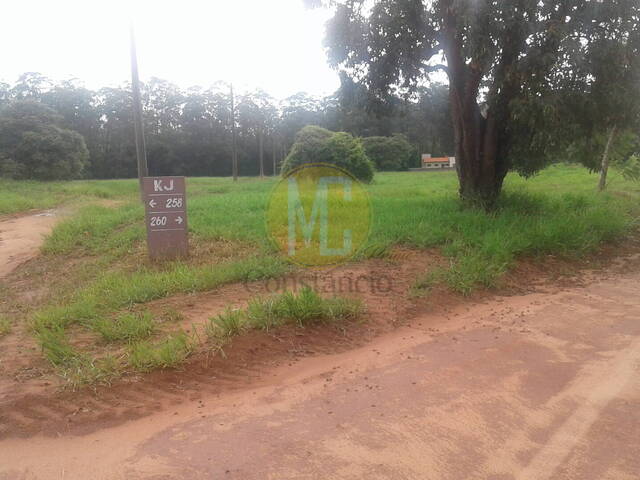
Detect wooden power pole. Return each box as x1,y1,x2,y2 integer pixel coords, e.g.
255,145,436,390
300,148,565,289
230,84,238,181
259,128,265,178
272,136,277,176
130,24,148,194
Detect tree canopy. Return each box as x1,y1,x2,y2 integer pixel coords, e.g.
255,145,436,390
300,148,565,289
324,0,640,207
0,100,88,180
362,134,416,171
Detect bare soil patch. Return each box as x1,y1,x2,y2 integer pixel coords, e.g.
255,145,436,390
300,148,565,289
1,234,639,440
0,211,59,279
2,252,640,479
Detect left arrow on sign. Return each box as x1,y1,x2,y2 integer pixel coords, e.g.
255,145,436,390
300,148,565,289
148,199,157,208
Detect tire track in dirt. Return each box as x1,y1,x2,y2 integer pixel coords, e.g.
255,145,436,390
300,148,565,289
2,266,639,479
2,224,638,443
0,250,439,439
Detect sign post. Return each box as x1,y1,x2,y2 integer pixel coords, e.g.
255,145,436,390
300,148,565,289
142,176,189,259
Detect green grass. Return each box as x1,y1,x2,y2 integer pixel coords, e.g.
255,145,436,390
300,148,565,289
14,165,638,296
35,324,81,367
34,326,120,388
42,203,144,255
0,178,139,215
128,332,194,372
33,255,288,331
0,316,12,337
206,287,364,340
91,311,155,343
364,166,640,292
59,355,121,389
30,250,287,383
209,307,246,338
4,164,640,385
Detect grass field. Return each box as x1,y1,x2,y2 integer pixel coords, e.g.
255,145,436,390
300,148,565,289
1,164,639,385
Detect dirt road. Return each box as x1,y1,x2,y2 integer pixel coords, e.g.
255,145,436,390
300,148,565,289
0,211,58,278
1,268,639,479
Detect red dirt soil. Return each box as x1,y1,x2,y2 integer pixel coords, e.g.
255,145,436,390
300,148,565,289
0,211,59,278
1,208,640,479
1,258,639,479
0,248,443,438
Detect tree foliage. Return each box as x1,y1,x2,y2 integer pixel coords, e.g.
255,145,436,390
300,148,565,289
0,100,88,180
0,72,452,180
281,125,375,182
362,134,416,171
324,0,640,208
551,13,640,189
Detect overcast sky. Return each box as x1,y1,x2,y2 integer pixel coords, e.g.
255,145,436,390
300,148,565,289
1,0,340,99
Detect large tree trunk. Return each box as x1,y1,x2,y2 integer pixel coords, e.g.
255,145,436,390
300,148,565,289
443,11,510,211
598,125,617,192
450,94,507,210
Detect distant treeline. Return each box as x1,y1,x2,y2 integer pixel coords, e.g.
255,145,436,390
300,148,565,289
0,72,454,179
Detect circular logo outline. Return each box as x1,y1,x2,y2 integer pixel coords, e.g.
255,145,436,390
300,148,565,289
265,162,372,269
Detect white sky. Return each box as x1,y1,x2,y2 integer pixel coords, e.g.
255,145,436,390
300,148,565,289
1,0,340,99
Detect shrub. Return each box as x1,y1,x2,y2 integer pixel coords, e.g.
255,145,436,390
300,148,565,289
281,125,375,183
362,134,417,171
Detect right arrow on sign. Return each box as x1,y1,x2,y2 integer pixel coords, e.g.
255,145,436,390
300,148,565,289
176,216,184,225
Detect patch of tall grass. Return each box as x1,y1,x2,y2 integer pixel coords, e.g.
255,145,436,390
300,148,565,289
42,203,144,255
128,332,194,372
33,255,288,331
206,287,364,340
0,178,139,215
0,315,10,337
31,255,289,380
91,311,155,343
369,169,639,293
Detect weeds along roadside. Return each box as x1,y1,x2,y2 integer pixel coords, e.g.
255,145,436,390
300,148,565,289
30,254,291,387
4,166,640,386
33,284,363,388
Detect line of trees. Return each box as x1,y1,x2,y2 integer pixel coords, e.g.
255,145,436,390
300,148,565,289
0,72,454,180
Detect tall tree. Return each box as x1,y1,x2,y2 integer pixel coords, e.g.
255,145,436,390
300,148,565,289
324,0,640,208
563,25,640,191
238,90,278,177
0,100,88,180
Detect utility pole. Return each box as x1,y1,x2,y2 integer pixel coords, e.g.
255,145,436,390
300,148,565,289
130,24,148,195
259,128,265,178
272,136,277,176
230,83,238,181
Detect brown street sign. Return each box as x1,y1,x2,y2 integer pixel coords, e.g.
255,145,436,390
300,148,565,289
142,176,189,259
